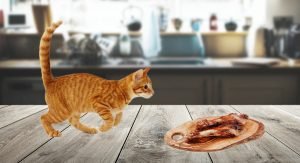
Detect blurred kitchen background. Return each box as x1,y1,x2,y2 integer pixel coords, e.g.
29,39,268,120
0,0,300,105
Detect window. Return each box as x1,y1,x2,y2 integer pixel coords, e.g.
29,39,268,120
2,0,264,32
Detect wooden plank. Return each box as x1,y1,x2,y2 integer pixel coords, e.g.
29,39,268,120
278,105,300,118
232,105,300,155
0,110,70,163
187,105,300,163
22,105,141,163
0,105,47,129
117,105,212,163
0,105,8,109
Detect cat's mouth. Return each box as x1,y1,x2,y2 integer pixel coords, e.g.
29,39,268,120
144,95,153,99
136,93,154,99
145,93,154,99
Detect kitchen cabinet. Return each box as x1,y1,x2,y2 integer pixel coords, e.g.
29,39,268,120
137,74,211,104
1,77,45,104
1,73,300,105
106,73,212,105
214,75,300,104
1,60,300,105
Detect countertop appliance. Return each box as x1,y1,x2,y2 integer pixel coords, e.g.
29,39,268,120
286,24,300,59
6,13,27,28
59,34,103,65
264,24,300,59
273,16,294,57
263,17,296,58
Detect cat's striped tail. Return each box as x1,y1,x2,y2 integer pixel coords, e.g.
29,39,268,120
39,21,62,89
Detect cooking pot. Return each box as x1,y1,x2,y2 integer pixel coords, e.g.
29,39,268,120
123,6,143,32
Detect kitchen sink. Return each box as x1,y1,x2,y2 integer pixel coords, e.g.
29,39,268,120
149,57,205,65
57,57,207,67
113,57,205,66
150,60,204,65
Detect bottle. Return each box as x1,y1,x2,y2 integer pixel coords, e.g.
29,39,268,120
209,13,218,31
0,10,4,28
119,30,131,56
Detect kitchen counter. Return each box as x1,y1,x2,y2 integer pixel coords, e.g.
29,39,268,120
0,105,299,162
0,58,300,72
1,58,300,105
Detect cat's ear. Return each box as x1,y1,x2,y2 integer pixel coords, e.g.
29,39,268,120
143,67,151,76
134,69,144,81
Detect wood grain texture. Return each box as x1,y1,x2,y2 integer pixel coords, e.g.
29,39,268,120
0,110,70,163
0,105,299,163
117,105,212,163
22,105,141,163
0,105,47,129
232,105,300,155
0,105,8,109
187,105,300,163
277,106,300,118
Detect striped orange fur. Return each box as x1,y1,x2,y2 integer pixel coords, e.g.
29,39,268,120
39,21,154,137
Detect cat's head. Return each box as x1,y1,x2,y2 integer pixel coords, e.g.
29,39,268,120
132,68,154,99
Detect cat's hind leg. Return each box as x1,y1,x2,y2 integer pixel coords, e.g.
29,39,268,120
40,112,64,137
68,113,97,134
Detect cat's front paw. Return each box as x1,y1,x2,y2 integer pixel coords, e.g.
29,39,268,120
48,130,62,137
86,128,98,134
99,124,113,132
114,120,120,126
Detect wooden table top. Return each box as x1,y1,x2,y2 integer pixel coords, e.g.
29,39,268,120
0,105,299,163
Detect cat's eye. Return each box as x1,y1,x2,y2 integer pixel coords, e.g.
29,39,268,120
144,85,148,89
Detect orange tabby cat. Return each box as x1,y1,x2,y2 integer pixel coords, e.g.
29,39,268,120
39,21,154,137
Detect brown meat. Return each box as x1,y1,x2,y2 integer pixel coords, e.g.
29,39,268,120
186,113,249,143
195,113,248,131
